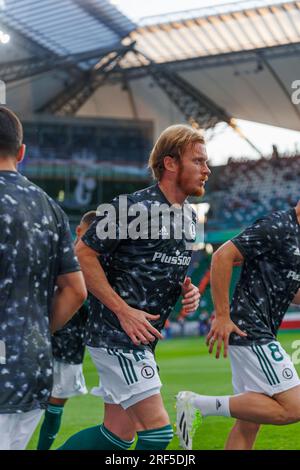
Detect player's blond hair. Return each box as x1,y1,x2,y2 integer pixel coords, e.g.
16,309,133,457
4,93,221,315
148,124,205,180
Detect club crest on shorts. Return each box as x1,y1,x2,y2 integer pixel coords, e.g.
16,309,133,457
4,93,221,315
141,365,155,379
282,368,293,380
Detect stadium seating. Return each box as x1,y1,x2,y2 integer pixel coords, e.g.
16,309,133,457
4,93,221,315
207,154,300,229
23,120,152,166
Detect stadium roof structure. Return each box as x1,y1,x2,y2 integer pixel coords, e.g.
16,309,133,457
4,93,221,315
126,0,300,65
1,0,300,136
0,0,135,56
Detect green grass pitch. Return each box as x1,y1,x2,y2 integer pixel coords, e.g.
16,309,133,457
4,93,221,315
27,331,300,450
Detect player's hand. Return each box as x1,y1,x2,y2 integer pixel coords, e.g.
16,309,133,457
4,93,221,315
117,306,163,347
181,277,201,313
206,317,247,359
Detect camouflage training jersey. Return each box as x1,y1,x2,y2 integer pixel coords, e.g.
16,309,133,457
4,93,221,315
0,171,80,413
229,208,300,346
82,183,196,352
52,303,88,365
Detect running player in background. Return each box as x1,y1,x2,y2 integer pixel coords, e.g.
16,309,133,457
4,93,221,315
57,124,210,450
176,201,300,450
0,106,87,450
37,211,97,450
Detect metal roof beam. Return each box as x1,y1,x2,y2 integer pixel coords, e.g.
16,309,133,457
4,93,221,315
149,68,230,129
134,51,262,155
36,45,135,115
118,41,300,78
0,42,131,83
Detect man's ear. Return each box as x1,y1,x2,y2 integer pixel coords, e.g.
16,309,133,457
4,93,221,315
75,226,81,238
16,144,26,164
163,155,178,173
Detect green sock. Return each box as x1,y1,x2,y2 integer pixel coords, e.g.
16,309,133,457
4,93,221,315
37,404,64,450
58,424,134,450
135,424,174,450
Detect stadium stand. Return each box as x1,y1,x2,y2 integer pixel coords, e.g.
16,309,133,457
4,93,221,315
22,118,153,165
207,153,300,229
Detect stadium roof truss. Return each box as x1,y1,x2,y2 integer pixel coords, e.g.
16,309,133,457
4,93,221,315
38,43,136,115
0,0,300,134
125,0,300,65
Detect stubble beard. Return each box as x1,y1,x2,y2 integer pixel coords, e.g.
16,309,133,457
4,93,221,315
176,166,205,198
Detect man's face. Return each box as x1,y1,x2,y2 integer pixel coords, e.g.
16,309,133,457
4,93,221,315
176,142,211,197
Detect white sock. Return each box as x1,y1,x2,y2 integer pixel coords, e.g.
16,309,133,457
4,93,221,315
191,394,231,418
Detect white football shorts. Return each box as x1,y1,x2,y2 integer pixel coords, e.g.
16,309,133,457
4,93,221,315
0,408,43,450
88,346,162,409
229,340,300,397
51,359,88,399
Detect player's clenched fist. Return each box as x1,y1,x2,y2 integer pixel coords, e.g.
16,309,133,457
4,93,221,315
181,276,201,313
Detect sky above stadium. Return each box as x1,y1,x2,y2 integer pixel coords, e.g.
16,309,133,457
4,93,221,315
111,0,300,164
111,0,286,21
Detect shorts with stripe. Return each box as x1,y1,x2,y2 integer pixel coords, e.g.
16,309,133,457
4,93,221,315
229,341,300,397
88,346,162,409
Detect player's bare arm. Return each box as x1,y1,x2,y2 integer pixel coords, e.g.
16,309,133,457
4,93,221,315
50,271,87,333
207,241,247,358
75,240,163,346
292,288,300,304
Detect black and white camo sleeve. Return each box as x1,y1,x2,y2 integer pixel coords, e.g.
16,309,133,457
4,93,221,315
231,215,279,260
57,210,81,275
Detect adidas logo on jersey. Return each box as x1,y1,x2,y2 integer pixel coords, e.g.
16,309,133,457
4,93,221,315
294,247,300,256
287,270,300,281
158,226,169,238
152,251,191,266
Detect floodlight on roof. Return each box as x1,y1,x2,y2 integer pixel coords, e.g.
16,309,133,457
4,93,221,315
0,31,10,44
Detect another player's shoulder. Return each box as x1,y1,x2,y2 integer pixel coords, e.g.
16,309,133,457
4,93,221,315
23,176,68,228
253,209,294,232
0,172,45,199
